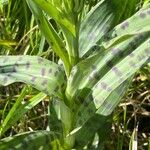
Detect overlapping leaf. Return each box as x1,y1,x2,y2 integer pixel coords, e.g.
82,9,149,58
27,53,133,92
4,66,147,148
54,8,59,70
31,0,75,35
0,131,53,150
103,6,150,48
66,32,149,101
74,38,150,129
26,0,71,75
79,0,137,58
0,56,65,98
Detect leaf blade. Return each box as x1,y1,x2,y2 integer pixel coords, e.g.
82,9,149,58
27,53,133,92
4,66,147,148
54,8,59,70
0,55,65,98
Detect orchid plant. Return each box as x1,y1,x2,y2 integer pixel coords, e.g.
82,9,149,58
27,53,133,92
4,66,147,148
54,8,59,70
0,0,150,149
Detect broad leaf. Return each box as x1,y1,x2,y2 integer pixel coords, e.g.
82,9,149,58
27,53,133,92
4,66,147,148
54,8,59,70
66,32,149,101
0,131,53,150
79,0,137,58
74,38,150,128
103,6,150,48
0,56,65,98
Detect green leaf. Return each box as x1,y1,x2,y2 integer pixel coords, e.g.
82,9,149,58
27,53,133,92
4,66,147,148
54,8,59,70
79,0,137,58
103,7,150,48
0,131,52,150
66,31,149,130
66,32,149,101
0,55,66,98
74,38,150,128
0,39,17,47
74,114,112,149
79,0,114,57
0,92,47,135
26,0,71,75
31,0,75,36
93,38,149,109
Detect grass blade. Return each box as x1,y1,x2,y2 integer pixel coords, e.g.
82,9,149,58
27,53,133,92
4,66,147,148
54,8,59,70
0,92,47,135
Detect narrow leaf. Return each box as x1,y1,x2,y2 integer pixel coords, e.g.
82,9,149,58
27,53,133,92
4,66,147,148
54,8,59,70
31,0,75,35
0,92,47,135
26,0,71,75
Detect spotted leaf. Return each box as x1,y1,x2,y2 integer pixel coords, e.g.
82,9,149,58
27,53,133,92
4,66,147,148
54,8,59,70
0,131,53,150
0,56,66,99
74,38,150,129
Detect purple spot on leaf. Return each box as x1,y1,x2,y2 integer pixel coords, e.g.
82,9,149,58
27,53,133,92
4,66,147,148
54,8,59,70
121,21,129,30
60,63,63,67
31,76,36,82
139,12,146,18
7,73,12,77
88,32,96,39
129,53,134,57
107,87,112,92
100,82,107,90
58,67,62,72
37,57,43,64
138,34,144,40
41,68,46,76
26,61,30,69
13,66,16,72
48,68,52,74
112,67,122,76
43,88,49,95
54,71,58,77
42,79,47,86
129,61,136,68
103,101,112,110
99,82,112,92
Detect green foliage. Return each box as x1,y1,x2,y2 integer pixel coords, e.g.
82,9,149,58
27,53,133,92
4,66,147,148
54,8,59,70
0,131,53,149
0,0,149,149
